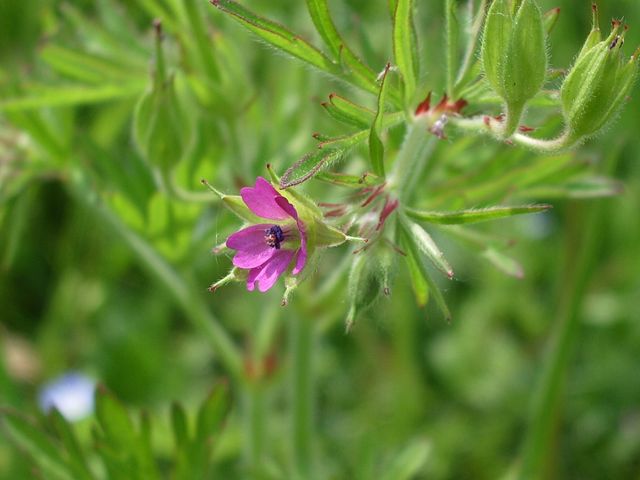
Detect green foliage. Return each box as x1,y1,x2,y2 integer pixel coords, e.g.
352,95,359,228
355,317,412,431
1,384,230,479
2,0,640,479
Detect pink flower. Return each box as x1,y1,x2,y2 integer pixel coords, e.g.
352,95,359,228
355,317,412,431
226,177,307,292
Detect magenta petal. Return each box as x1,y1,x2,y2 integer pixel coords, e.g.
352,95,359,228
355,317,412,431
292,247,306,275
275,196,307,275
274,195,299,220
226,224,277,269
246,249,295,292
241,177,290,220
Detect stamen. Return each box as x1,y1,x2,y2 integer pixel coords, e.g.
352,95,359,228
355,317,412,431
264,225,285,249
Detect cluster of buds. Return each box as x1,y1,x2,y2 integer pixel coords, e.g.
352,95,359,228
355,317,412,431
560,5,639,143
480,1,638,146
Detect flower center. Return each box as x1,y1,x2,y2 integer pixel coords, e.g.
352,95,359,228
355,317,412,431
264,225,285,249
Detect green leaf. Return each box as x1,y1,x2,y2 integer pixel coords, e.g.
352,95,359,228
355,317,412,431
380,438,431,480
441,226,524,278
315,171,383,188
482,247,524,279
405,204,551,225
401,216,454,279
195,382,231,444
170,402,190,448
400,225,452,321
393,0,418,103
95,386,138,452
190,382,231,477
322,93,374,129
1,411,76,480
48,409,93,480
518,177,623,199
0,83,145,111
369,64,391,177
211,0,338,74
280,130,369,188
404,241,430,307
305,0,348,59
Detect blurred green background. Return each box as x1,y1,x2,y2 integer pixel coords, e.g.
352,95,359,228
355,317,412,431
1,0,639,478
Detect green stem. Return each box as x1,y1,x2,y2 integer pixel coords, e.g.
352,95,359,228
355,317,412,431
291,315,314,479
389,115,437,202
449,116,577,152
73,184,243,381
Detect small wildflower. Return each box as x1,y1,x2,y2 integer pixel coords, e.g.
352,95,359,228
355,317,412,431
206,175,354,297
38,372,96,421
226,177,307,292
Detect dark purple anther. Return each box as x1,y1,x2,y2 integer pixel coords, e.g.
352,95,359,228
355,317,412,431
264,225,285,249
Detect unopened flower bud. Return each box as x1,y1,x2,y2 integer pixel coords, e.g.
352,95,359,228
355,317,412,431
133,21,187,174
560,14,638,142
481,0,547,137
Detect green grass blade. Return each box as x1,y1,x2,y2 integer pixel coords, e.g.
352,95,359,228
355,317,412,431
393,0,418,103
211,0,338,74
405,204,551,224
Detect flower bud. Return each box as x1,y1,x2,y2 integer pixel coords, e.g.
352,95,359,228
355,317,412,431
481,0,547,136
133,21,187,174
560,16,639,141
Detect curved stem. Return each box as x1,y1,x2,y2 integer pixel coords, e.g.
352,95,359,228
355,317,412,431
449,116,577,153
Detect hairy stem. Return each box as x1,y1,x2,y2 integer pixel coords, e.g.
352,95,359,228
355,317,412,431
389,115,437,202
449,116,576,152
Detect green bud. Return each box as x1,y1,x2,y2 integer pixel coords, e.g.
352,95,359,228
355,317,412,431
560,17,638,141
481,0,547,136
133,21,187,174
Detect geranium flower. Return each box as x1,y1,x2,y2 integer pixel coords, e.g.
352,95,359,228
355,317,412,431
225,177,307,292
